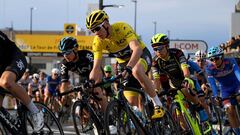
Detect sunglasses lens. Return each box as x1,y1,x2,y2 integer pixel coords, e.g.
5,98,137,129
62,50,72,56
210,56,220,61
197,59,204,62
91,26,101,33
154,46,164,51
105,71,111,73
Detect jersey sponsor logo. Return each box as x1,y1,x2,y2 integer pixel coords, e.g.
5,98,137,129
16,59,25,71
86,53,93,62
61,64,67,75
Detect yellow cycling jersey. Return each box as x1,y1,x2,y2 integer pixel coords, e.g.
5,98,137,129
92,22,146,63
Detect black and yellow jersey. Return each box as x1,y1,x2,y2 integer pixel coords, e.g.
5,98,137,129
92,22,146,63
152,48,187,88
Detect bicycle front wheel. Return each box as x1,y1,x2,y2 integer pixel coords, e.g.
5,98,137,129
170,103,194,135
155,108,180,135
72,100,100,135
26,102,64,135
104,100,135,135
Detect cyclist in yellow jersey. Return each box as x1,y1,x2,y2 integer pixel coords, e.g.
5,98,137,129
86,10,164,119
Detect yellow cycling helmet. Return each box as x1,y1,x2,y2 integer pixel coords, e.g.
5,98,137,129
151,33,169,47
86,10,109,30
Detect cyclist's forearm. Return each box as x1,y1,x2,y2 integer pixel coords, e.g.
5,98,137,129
60,82,69,92
153,78,162,91
233,64,240,82
207,77,218,97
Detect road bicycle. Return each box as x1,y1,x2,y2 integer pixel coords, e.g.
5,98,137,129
59,80,108,135
0,89,64,135
104,75,179,135
216,93,240,135
159,88,212,135
204,90,223,134
47,91,72,125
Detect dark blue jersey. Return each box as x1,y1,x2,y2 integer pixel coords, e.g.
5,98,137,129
206,58,240,97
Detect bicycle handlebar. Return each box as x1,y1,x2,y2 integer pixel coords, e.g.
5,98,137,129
59,74,123,97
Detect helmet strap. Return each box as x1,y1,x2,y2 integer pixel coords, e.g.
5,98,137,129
102,25,109,37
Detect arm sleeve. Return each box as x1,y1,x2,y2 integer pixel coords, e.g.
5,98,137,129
60,63,69,82
208,76,218,97
232,58,240,82
151,61,160,79
92,37,103,60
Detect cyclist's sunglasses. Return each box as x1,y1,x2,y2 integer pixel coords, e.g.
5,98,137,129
153,45,165,52
105,71,111,73
62,49,73,56
209,55,222,62
91,22,105,33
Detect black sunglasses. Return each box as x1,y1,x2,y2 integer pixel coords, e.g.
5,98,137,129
105,71,111,73
197,59,205,62
153,46,165,52
209,56,222,62
62,49,73,56
91,22,105,33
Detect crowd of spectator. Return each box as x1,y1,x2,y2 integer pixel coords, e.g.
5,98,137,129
220,35,240,54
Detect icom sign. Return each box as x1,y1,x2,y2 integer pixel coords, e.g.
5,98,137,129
170,40,208,54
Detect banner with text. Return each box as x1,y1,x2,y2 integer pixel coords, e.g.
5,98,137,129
15,34,94,53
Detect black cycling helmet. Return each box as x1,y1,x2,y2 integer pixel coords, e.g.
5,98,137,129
58,37,78,52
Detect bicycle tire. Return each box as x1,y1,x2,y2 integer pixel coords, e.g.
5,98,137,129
211,105,223,134
156,108,180,135
0,122,9,135
170,103,194,135
26,102,64,135
72,100,101,135
104,100,135,135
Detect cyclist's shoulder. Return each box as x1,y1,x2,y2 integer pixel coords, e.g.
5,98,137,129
111,22,135,37
46,75,52,81
0,31,16,47
111,21,132,28
168,48,183,55
0,31,9,41
224,57,237,64
77,50,94,63
77,50,93,57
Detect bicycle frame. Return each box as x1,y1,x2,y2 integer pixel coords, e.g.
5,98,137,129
116,87,156,135
0,90,29,135
173,90,202,135
60,82,106,134
81,93,104,133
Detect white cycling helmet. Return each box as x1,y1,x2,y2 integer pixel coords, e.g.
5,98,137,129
195,50,206,59
51,68,60,75
33,73,40,80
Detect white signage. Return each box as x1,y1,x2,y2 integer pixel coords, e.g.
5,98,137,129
170,40,208,54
